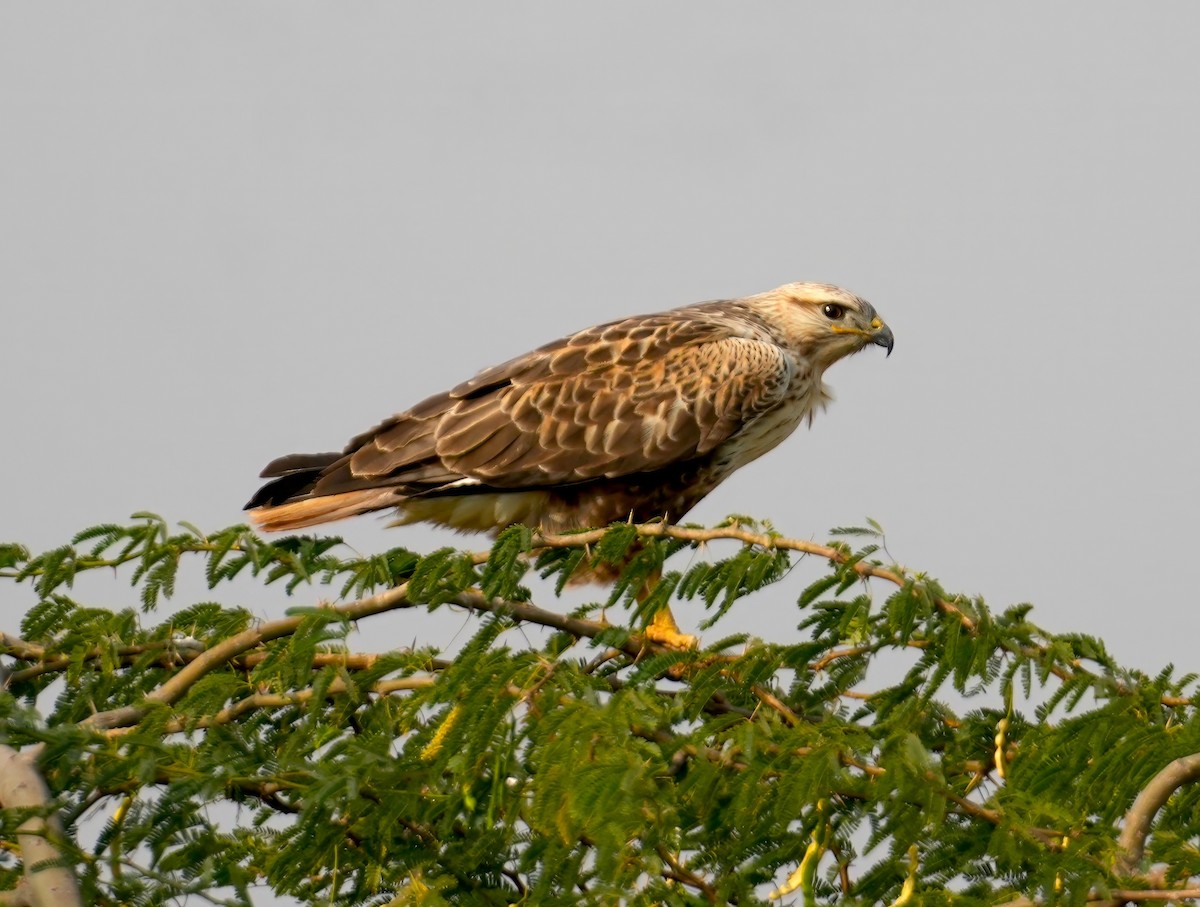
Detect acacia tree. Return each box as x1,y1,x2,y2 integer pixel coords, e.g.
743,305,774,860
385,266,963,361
0,514,1197,906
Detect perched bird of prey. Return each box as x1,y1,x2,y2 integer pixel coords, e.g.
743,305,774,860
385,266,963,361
246,282,892,644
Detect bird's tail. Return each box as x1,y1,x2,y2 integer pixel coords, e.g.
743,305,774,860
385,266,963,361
247,489,397,532
244,451,396,532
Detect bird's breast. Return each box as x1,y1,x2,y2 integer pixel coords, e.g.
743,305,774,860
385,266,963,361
711,372,828,472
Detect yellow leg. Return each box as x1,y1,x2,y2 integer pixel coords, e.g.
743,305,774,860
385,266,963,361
638,570,698,650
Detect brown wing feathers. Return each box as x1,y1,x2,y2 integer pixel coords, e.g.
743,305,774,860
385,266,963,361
244,452,341,508
246,305,790,532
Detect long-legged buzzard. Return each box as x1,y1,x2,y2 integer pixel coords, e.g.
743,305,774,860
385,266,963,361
246,282,893,644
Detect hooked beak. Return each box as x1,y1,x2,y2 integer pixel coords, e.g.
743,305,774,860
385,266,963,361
871,322,894,357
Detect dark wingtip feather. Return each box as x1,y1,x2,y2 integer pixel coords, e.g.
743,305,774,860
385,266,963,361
245,452,341,510
244,473,313,510
259,452,341,478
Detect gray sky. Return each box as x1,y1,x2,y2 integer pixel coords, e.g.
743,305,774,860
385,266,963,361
4,5,1199,679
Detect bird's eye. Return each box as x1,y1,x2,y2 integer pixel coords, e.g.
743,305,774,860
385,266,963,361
822,303,846,320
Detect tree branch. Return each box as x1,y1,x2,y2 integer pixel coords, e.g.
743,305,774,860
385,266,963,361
534,524,971,622
656,845,717,903
753,685,802,726
1103,891,1200,903
536,524,1191,708
4,642,438,685
79,574,660,733
79,578,426,730
1116,751,1200,875
4,637,206,683
103,674,438,737
0,745,83,907
1003,887,1200,906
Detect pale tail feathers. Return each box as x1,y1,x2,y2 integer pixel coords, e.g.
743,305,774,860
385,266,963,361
250,487,553,535
247,490,397,532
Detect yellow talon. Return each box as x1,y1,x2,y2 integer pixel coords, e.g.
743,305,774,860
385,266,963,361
645,607,699,649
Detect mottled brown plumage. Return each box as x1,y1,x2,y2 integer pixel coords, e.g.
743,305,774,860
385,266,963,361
246,283,893,545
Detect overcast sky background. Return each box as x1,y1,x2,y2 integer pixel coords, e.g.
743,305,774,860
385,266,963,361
4,4,1199,714
4,5,1200,904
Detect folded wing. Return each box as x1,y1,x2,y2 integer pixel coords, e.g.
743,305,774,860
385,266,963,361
246,307,793,527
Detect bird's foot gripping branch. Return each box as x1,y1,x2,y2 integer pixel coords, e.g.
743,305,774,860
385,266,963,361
1,513,1198,905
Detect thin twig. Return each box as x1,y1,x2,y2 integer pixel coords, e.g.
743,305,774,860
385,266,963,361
656,846,717,903
753,685,802,726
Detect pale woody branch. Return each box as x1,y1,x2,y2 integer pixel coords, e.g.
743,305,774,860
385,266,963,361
1104,891,1200,903
1002,887,1200,905
1115,751,1200,882
104,674,437,738
0,746,83,907
3,641,442,684
78,578,648,733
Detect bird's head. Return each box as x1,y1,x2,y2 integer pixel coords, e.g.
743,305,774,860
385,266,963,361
755,282,893,369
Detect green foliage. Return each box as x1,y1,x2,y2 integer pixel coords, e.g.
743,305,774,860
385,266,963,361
0,515,1197,905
